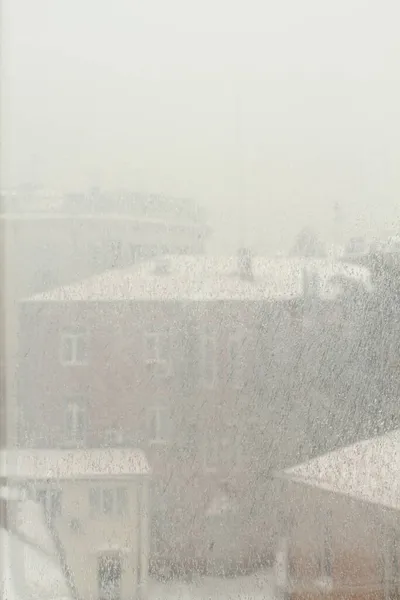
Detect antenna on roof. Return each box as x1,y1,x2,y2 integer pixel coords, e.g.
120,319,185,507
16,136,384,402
153,258,170,276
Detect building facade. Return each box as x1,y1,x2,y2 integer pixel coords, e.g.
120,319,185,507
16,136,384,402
4,448,150,600
17,253,374,574
1,186,210,299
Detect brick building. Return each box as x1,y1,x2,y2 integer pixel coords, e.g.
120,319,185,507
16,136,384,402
274,429,400,600
17,253,373,574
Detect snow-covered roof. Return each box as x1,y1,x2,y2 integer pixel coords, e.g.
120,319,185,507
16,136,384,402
0,213,206,228
278,429,400,511
1,496,72,600
1,448,150,481
24,255,372,303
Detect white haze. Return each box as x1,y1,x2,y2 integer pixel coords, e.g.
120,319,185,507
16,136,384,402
2,0,400,251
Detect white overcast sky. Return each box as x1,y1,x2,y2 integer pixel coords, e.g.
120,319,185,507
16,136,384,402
2,0,400,252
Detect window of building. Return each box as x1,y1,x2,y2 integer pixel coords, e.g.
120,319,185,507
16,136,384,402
89,487,128,517
36,488,62,519
108,241,122,269
131,245,141,263
103,489,114,514
116,487,128,516
200,329,217,387
89,487,100,516
147,406,169,445
103,427,124,447
60,328,89,366
144,332,170,377
65,397,87,446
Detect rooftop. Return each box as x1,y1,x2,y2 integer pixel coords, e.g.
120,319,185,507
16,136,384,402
278,429,400,511
1,448,150,480
1,187,207,226
25,255,372,303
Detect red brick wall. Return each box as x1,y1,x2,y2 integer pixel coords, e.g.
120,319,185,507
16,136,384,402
284,481,393,597
18,299,296,447
16,296,311,567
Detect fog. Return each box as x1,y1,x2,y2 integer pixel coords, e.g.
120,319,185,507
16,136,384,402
3,0,400,252
5,3,400,598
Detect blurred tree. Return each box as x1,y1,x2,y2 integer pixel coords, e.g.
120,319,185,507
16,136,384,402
290,226,326,258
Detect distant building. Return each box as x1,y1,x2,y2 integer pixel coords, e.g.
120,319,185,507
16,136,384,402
1,186,210,299
274,429,400,600
3,447,151,600
17,252,373,574
0,186,210,448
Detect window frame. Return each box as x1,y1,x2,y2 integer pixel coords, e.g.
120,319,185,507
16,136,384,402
108,240,122,269
144,332,171,377
89,487,100,517
103,427,124,447
89,486,128,518
102,488,114,515
147,406,169,445
116,487,128,516
60,328,89,366
64,396,87,447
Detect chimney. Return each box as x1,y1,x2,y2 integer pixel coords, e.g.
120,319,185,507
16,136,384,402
238,248,253,281
153,258,170,276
